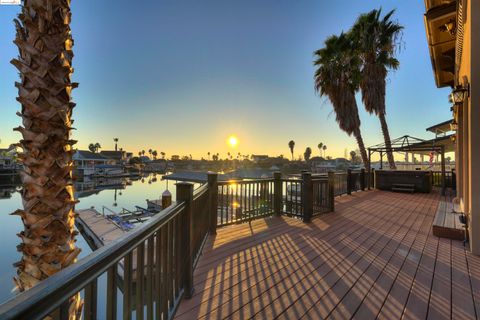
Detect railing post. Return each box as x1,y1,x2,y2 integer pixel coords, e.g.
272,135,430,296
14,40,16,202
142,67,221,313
347,169,352,195
274,172,282,216
360,168,366,191
302,172,313,222
371,168,375,189
207,172,218,235
176,182,194,298
328,171,335,212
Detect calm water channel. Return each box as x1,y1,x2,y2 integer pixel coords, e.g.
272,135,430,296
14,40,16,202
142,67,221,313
0,173,187,306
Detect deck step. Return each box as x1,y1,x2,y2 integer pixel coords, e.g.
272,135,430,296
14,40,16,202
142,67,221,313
392,183,415,188
432,195,465,241
391,186,415,193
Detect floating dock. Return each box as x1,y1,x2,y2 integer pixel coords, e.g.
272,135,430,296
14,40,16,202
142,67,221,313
75,208,126,250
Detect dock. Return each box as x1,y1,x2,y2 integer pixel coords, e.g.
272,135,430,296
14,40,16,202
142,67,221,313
75,208,126,250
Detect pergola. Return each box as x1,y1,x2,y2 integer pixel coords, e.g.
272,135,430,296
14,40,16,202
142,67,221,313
367,135,455,195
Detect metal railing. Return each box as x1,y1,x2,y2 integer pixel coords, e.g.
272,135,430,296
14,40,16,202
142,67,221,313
0,183,202,320
217,179,275,226
0,170,369,319
282,178,303,218
432,170,455,188
334,172,348,196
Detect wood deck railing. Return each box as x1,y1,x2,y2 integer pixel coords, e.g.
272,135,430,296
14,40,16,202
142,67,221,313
432,169,455,189
0,170,369,320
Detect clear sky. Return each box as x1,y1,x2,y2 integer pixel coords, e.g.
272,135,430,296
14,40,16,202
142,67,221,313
0,0,452,159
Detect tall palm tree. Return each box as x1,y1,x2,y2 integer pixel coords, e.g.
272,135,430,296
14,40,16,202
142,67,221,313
152,150,158,160
351,8,403,169
88,143,96,153
323,145,328,158
113,137,119,151
313,33,369,166
207,152,210,160
288,140,295,160
94,142,101,153
317,143,323,157
11,0,81,316
161,151,166,159
141,149,146,157
148,148,153,159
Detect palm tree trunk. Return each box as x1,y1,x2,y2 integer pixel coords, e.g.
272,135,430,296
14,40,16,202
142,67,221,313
378,113,396,169
354,129,369,167
11,0,82,317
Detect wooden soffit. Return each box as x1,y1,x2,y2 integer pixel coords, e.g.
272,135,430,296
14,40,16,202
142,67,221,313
424,1,457,87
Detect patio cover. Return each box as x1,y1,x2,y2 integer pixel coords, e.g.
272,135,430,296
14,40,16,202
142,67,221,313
367,135,455,195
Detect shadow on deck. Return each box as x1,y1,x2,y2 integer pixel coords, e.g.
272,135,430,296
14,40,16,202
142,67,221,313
175,190,480,320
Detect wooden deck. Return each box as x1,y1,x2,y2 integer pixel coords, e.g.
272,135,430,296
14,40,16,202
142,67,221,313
175,190,480,320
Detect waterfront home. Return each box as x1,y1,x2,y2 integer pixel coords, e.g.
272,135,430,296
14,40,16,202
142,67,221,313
251,154,269,162
100,150,130,165
73,150,112,176
424,0,480,253
143,159,168,172
0,145,19,171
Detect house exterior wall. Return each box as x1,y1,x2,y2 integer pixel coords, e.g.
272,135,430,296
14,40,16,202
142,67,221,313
456,0,480,253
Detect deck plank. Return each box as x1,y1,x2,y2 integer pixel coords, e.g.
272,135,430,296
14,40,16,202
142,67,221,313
174,190,480,320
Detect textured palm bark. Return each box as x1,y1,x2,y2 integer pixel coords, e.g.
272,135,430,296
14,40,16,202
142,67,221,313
11,0,81,318
360,63,396,170
354,128,369,168
379,112,396,169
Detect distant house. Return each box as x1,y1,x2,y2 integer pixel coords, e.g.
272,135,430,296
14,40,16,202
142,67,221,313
139,156,151,163
309,156,346,173
73,150,110,176
251,155,269,163
144,159,167,172
99,150,127,165
171,155,180,161
0,146,19,170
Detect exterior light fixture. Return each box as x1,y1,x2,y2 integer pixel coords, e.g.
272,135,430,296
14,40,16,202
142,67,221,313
439,19,456,35
450,85,469,105
450,121,458,131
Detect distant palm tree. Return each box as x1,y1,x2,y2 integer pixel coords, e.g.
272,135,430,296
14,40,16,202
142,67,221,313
288,140,295,160
89,142,101,153
313,33,369,166
152,150,158,160
138,151,142,157
323,145,328,158
148,149,152,158
141,150,146,156
304,147,312,162
113,137,119,151
207,152,211,160
318,143,323,157
351,8,403,169
161,151,166,159
350,150,357,163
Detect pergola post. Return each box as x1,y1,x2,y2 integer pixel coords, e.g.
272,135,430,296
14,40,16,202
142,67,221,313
367,149,371,190
380,151,383,170
441,146,446,196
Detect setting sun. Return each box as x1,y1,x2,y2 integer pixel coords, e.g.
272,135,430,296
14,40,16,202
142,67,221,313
228,135,238,148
